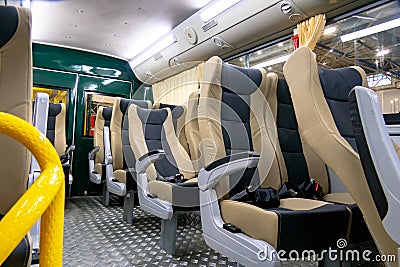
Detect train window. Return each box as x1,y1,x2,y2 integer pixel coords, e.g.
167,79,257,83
83,92,116,137
227,1,399,112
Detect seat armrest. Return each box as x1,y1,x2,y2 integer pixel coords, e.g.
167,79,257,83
198,151,260,191
88,146,100,160
59,153,69,164
135,150,165,174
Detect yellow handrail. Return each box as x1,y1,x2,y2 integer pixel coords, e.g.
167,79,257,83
0,112,64,266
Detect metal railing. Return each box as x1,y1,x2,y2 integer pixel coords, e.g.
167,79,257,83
0,112,64,266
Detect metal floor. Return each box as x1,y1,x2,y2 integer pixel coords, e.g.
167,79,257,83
63,196,238,267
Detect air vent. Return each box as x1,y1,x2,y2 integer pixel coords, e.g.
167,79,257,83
153,53,162,61
280,2,293,15
202,19,218,32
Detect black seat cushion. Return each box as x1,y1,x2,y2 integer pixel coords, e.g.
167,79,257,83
0,214,31,267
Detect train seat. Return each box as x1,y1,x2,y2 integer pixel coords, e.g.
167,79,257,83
46,103,75,195
348,86,400,262
283,46,399,265
127,104,198,255
153,102,189,154
197,56,351,266
107,97,152,223
0,5,32,267
265,74,371,243
88,106,113,206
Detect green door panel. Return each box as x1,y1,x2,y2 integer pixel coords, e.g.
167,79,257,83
72,75,131,196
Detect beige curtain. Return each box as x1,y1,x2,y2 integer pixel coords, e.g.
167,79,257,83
298,14,326,50
152,63,204,106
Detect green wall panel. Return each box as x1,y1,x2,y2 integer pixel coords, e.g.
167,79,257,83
33,43,136,82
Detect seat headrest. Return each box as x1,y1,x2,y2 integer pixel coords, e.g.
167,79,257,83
137,106,168,125
0,6,18,48
48,103,63,117
102,107,112,121
221,63,262,95
120,98,149,114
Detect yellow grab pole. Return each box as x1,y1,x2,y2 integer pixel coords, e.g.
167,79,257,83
0,112,64,266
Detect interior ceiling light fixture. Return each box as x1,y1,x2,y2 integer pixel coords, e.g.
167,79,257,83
129,34,176,68
252,54,291,68
376,49,390,57
200,0,242,22
21,0,30,8
323,26,337,35
341,17,400,42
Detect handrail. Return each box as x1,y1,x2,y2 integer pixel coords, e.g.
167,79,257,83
0,112,64,266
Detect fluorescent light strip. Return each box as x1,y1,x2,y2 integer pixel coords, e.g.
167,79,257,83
200,0,242,22
130,34,176,68
252,54,291,69
341,17,400,42
21,0,31,8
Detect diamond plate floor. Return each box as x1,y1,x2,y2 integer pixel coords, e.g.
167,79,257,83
63,196,238,267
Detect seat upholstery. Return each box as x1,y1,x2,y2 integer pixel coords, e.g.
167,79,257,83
198,56,350,255
110,97,152,191
128,105,198,207
92,106,112,179
153,102,189,154
265,73,370,243
46,103,67,156
185,92,203,172
0,5,32,267
283,47,398,264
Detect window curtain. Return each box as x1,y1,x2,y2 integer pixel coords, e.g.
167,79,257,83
152,63,204,106
298,14,326,50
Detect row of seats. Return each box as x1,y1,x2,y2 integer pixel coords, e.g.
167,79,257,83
88,98,190,223
97,48,399,266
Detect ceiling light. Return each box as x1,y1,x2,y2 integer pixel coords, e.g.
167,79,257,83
21,0,30,8
323,26,337,35
200,0,242,22
278,42,284,47
341,18,400,42
329,49,334,52
256,50,262,55
130,34,176,68
352,15,375,21
252,54,291,68
376,49,390,57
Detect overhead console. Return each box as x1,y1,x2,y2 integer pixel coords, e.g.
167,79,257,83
131,0,375,84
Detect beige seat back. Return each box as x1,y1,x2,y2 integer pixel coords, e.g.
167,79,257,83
153,102,189,154
110,97,152,171
46,103,66,156
264,74,330,192
0,6,32,215
198,56,280,199
284,47,398,264
185,91,203,172
93,106,112,168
